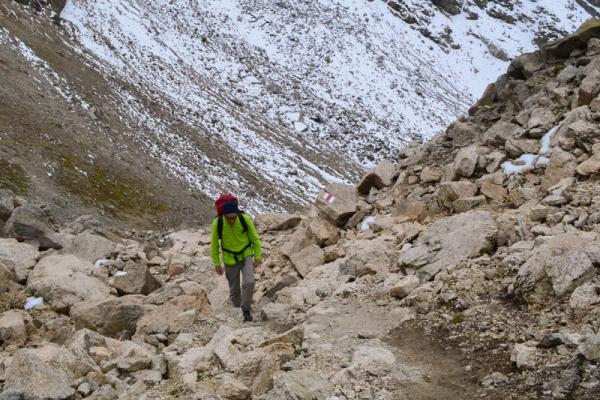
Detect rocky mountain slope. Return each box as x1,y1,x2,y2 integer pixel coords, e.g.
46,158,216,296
2,0,599,231
2,18,600,400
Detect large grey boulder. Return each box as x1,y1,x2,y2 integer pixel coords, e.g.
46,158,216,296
314,183,357,227
70,295,149,338
1,204,62,250
27,254,111,314
398,211,498,281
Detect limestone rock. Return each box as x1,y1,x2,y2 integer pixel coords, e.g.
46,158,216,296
0,310,30,345
543,19,600,58
218,374,251,400
579,335,600,362
55,232,119,264
398,211,498,281
254,214,302,233
514,233,597,304
1,204,63,250
265,369,334,400
511,344,536,369
0,238,38,284
289,244,324,278
70,295,148,338
133,292,212,344
357,160,396,194
314,183,357,227
113,262,161,296
389,275,420,298
3,348,75,400
27,254,111,314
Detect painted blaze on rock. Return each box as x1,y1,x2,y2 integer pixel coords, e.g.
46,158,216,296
315,183,357,227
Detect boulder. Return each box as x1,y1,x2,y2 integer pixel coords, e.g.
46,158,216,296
507,51,544,79
398,211,498,281
0,310,31,345
0,189,15,222
113,262,161,296
167,229,202,256
483,121,521,147
435,181,478,210
453,146,480,177
1,204,62,250
55,232,119,264
70,295,149,338
0,238,39,284
569,284,600,309
27,254,111,314
511,344,536,369
308,218,339,246
236,343,296,396
542,19,600,59
3,348,75,400
514,233,597,304
344,235,397,277
576,152,600,175
133,292,212,344
315,183,357,227
290,244,324,278
579,335,600,363
218,374,251,400
254,214,302,233
266,370,334,400
357,160,396,194
389,275,420,298
453,195,487,214
0,261,13,292
578,68,600,106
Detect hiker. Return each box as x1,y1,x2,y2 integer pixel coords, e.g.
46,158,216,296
210,199,262,322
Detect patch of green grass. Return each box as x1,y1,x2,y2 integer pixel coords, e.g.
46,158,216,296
0,158,29,195
168,389,179,396
56,153,169,218
453,314,465,324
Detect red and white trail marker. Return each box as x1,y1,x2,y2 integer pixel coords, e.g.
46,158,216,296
322,193,336,203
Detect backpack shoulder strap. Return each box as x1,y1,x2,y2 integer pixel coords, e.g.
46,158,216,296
238,212,248,234
217,215,224,240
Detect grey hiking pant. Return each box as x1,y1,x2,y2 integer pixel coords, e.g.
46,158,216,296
225,255,255,312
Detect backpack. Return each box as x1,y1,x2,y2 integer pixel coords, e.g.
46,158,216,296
214,194,249,262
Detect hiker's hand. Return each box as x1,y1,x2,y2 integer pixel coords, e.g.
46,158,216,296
215,266,224,276
254,259,262,268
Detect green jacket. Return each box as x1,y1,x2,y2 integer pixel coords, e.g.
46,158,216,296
211,214,262,266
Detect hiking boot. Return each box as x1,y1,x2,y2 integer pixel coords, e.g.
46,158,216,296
243,310,252,322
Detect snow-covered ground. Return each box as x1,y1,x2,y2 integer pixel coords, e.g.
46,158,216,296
53,0,598,211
